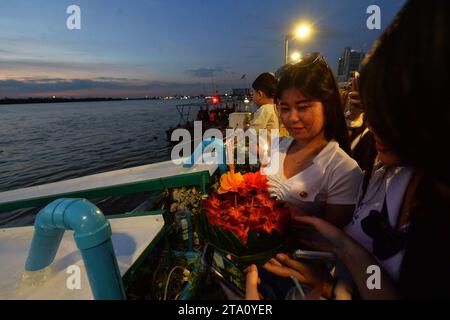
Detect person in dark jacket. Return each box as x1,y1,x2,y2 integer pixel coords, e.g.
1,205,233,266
345,74,377,173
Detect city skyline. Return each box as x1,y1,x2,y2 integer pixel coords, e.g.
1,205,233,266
0,0,406,98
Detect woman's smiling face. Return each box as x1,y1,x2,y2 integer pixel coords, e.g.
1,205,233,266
278,88,325,142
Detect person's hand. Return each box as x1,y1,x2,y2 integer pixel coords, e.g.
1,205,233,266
225,257,261,300
348,91,361,108
263,253,333,299
244,264,261,300
292,215,352,259
287,204,307,218
348,72,362,111
345,91,363,124
284,206,311,248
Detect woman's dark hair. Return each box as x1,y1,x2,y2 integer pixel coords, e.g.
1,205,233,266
276,53,351,155
252,72,278,98
360,0,450,186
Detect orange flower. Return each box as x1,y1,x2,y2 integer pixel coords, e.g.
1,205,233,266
218,171,244,194
240,172,268,196
203,169,291,245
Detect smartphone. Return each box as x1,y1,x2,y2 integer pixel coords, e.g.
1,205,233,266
293,249,336,263
201,244,246,298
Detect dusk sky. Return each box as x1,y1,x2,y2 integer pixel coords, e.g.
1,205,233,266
0,0,406,98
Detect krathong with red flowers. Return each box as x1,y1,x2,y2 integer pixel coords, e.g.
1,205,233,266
200,171,290,265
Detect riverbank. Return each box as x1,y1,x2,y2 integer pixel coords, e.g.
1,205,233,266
0,97,158,106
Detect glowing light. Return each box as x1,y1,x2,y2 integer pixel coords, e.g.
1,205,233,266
295,24,312,40
291,52,302,62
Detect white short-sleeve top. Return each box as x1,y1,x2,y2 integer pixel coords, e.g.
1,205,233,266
344,164,413,282
264,137,363,216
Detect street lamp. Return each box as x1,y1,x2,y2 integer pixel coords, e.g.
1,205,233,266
284,24,312,64
295,25,312,39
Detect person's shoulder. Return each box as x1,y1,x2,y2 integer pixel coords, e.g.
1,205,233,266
320,142,362,179
319,142,363,200
320,141,359,170
331,141,360,170
260,104,276,113
251,105,264,117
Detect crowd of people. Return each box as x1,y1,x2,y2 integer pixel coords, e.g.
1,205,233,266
196,105,236,124
239,0,450,300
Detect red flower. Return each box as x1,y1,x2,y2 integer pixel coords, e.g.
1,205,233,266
240,172,268,196
203,171,291,245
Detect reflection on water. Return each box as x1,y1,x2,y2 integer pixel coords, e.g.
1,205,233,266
0,99,201,226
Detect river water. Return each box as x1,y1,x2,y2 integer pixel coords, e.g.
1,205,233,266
0,99,202,226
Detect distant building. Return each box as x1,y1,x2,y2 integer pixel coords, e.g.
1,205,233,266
232,88,251,96
336,47,366,83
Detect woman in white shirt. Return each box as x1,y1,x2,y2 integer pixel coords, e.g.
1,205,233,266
246,1,450,300
265,53,362,228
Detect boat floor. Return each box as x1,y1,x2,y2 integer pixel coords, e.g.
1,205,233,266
0,214,164,300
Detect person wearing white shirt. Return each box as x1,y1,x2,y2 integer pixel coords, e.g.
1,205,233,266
264,53,362,228
266,137,362,224
344,163,414,282
246,1,450,300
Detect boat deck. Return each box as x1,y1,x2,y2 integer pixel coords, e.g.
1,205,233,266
0,159,217,212
0,213,164,300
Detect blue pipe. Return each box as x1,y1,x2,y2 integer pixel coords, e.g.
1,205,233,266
172,251,201,300
178,210,194,251
179,282,193,300
180,252,201,300
25,198,126,300
183,138,227,174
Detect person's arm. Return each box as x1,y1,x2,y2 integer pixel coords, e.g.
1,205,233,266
338,237,401,299
262,254,335,299
294,215,401,299
245,258,331,300
323,164,363,227
323,204,355,228
289,204,354,233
